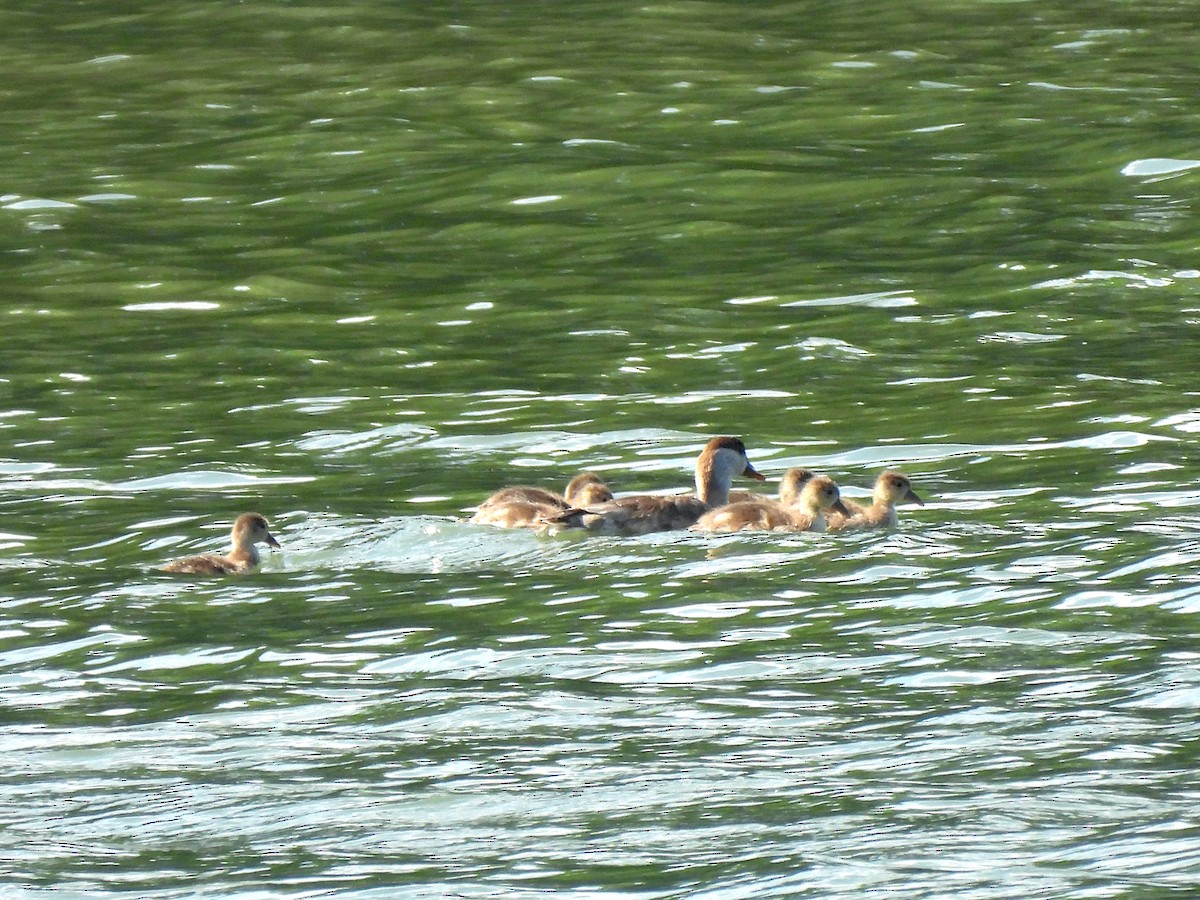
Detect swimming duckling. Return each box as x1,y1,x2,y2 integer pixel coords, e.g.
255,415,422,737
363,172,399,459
550,436,765,535
475,472,611,510
827,469,924,531
692,473,849,533
564,472,614,505
160,512,281,575
725,467,816,507
469,471,614,528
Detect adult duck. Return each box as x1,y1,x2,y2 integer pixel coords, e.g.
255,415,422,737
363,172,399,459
160,512,281,575
828,469,924,531
550,436,765,535
693,473,849,533
469,471,613,528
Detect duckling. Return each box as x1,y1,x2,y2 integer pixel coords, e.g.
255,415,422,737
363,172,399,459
692,474,849,533
564,472,614,506
827,469,924,531
726,467,816,507
160,513,280,575
550,436,765,535
469,471,613,528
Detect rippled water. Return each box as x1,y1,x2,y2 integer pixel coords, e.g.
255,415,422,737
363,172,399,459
5,1,1200,897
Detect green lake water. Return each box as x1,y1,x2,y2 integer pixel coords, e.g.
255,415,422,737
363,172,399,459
4,1,1200,897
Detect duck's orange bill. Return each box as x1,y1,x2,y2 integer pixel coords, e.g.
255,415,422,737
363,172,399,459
743,464,767,481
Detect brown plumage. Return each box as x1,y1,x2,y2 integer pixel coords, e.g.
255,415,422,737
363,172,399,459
827,470,924,531
693,473,849,533
469,471,614,528
550,436,765,535
160,513,280,575
725,467,816,507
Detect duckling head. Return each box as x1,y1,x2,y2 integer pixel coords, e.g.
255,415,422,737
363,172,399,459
874,471,923,507
778,467,816,505
801,475,851,516
233,512,281,549
565,472,614,506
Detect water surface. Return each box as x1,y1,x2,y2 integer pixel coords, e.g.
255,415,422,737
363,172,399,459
4,1,1200,897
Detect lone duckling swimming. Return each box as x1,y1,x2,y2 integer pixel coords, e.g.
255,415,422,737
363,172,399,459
469,471,613,528
692,473,849,533
550,436,765,535
160,512,281,575
827,469,924,531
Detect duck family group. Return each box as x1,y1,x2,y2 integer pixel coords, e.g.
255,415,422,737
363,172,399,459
160,436,923,576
